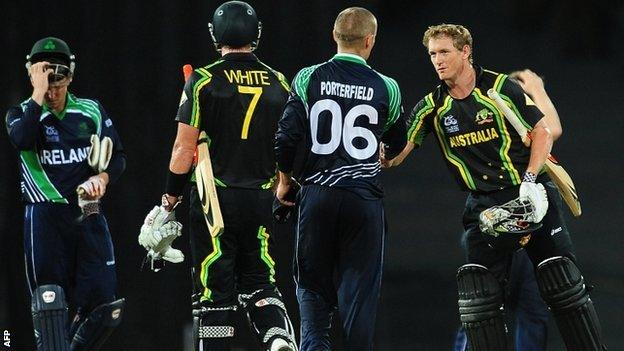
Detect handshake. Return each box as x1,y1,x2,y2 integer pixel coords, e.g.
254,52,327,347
138,203,185,269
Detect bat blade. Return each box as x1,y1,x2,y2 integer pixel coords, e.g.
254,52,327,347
544,157,581,216
195,131,224,236
486,89,581,217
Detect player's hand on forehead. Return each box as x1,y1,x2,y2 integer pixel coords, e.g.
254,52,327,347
29,61,53,76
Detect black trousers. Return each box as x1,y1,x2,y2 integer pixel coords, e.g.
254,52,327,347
189,186,277,305
295,184,385,351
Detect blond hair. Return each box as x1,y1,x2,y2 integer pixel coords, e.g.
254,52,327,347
333,7,377,48
423,24,473,63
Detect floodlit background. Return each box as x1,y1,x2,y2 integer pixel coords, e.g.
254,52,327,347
1,1,622,349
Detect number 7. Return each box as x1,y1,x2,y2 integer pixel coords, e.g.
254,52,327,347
238,86,263,139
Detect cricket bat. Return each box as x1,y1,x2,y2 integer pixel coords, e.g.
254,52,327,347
487,89,581,217
195,131,224,236
183,64,224,236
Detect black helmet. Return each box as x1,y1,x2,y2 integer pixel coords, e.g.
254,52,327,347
25,37,76,75
208,1,262,51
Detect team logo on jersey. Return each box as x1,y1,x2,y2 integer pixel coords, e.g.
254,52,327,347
44,125,60,142
475,108,494,125
443,115,459,133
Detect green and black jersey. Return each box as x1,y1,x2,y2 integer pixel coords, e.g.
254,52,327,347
176,53,289,190
407,65,544,193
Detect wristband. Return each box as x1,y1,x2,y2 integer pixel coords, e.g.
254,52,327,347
165,170,189,197
522,171,537,183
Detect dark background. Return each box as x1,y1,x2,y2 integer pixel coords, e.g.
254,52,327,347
2,1,623,350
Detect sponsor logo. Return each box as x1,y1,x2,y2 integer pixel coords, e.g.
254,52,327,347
449,127,500,148
550,227,562,236
39,147,90,165
443,115,459,133
42,291,56,303
44,125,60,142
111,308,122,319
475,108,494,125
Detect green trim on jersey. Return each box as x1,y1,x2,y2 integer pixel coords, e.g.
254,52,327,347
199,234,223,302
473,88,522,184
332,53,370,67
492,72,533,131
20,151,68,203
433,96,477,190
408,93,435,144
292,64,323,109
258,61,290,92
376,72,402,132
190,60,224,128
257,226,276,283
71,96,103,136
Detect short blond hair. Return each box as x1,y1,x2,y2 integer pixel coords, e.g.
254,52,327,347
423,24,473,63
334,7,377,48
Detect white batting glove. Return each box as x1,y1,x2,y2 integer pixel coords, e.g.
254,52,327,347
139,206,184,263
519,175,548,223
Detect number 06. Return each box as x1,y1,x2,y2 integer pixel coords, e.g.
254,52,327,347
310,99,378,160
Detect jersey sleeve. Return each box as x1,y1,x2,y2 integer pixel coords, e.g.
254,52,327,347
96,101,126,184
380,75,402,132
497,76,544,130
175,70,211,129
406,93,436,147
5,99,42,150
275,91,307,174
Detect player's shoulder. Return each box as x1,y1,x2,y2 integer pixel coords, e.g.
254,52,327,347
372,70,398,87
291,62,326,97
71,94,103,111
412,90,438,114
293,62,325,84
481,66,511,93
257,60,290,91
194,58,227,79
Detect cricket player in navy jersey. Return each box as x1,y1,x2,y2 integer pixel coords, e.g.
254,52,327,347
138,2,297,350
5,37,126,350
275,7,406,351
384,24,606,350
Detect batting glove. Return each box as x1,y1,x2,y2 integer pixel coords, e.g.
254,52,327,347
519,172,548,223
139,206,184,263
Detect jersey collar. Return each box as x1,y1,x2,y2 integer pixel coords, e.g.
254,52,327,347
440,64,484,97
222,52,258,62
43,92,75,120
332,53,370,67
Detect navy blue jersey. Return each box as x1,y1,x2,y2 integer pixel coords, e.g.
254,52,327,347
6,93,125,204
275,53,406,198
406,66,544,192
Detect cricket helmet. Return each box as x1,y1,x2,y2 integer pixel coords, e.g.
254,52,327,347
479,197,542,250
208,1,262,51
26,37,75,74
